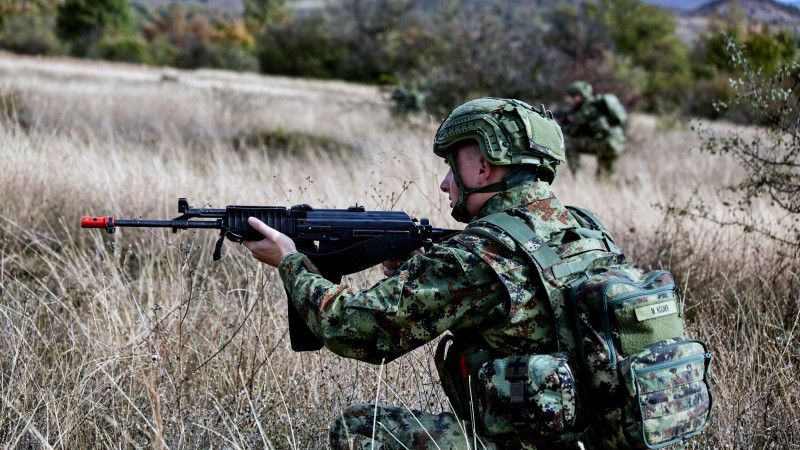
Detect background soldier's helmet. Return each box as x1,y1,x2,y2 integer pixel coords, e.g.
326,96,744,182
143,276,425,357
432,97,565,222
567,81,593,99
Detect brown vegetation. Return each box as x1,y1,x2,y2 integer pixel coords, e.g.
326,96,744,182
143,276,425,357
0,53,797,448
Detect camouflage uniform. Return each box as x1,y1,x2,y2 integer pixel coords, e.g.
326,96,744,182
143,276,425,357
561,82,626,178
279,182,585,449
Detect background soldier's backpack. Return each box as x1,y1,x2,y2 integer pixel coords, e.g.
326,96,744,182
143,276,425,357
458,207,713,449
592,94,628,127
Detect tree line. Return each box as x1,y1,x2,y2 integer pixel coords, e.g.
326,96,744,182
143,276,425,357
0,0,797,117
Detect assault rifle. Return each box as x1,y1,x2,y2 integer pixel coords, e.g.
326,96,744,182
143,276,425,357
82,198,460,351
552,109,572,125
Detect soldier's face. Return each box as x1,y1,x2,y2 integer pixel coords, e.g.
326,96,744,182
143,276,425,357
567,94,583,107
439,143,485,212
440,168,458,209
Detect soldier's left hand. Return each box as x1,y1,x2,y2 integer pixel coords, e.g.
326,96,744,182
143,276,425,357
382,248,423,277
243,217,298,267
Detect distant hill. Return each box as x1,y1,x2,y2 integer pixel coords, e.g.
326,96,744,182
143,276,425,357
643,0,715,9
647,0,800,42
696,0,800,28
643,0,800,11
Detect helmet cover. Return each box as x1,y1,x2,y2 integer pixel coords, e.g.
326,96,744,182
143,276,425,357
433,97,565,166
567,81,593,99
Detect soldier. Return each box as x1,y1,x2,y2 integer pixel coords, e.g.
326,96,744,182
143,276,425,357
560,81,627,179
244,98,590,449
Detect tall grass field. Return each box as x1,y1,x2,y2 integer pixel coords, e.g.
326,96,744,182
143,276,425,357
0,51,798,448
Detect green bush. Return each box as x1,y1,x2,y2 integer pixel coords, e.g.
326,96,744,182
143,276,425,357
199,43,259,72
89,32,151,64
743,27,796,76
171,40,259,72
0,14,66,56
257,15,347,79
56,0,134,42
684,74,738,119
147,35,181,67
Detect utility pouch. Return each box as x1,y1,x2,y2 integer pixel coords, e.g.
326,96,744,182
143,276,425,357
436,335,577,437
477,352,578,436
617,338,713,448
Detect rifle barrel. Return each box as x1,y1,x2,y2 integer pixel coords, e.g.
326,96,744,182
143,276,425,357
81,216,222,233
114,219,222,229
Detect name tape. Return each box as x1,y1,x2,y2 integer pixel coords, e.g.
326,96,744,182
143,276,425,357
635,299,678,322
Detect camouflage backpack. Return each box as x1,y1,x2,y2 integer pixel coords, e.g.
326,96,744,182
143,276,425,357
592,94,627,127
453,206,713,448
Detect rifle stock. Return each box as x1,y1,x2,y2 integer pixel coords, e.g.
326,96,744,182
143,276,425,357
82,198,460,351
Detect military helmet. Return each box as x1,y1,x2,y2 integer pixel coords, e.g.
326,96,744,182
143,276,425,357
433,98,565,222
567,81,593,99
433,97,565,167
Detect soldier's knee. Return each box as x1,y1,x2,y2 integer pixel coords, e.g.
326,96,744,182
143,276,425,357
329,404,375,449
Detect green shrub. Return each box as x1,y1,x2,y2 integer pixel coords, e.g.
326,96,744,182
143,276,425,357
172,40,259,72
0,14,66,56
147,35,181,66
743,27,796,76
687,37,800,247
89,32,151,64
684,74,737,119
232,128,356,157
56,0,134,47
257,15,346,79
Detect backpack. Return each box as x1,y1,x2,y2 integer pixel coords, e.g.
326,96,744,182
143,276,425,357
592,94,628,127
450,207,713,449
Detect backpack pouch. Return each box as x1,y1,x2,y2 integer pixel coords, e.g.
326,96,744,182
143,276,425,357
618,338,713,448
603,270,684,358
477,353,578,436
573,268,684,363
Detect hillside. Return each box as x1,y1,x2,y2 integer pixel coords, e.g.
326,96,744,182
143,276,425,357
669,0,800,42
696,0,800,27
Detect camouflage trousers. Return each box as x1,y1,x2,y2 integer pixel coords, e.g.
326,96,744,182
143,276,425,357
328,404,585,449
329,403,488,449
565,127,626,178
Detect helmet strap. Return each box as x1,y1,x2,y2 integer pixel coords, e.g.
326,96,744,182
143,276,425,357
447,152,540,223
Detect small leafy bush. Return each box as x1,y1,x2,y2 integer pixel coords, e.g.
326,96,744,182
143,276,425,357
0,14,66,56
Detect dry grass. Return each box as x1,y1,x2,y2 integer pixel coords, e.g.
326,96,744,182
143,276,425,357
0,51,798,448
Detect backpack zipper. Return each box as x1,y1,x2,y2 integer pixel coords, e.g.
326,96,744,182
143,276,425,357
633,351,711,376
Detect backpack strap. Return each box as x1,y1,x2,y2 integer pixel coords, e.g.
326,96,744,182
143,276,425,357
566,206,619,254
469,212,561,270
464,210,620,355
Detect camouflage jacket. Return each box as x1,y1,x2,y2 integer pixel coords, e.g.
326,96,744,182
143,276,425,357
561,97,625,153
278,181,580,363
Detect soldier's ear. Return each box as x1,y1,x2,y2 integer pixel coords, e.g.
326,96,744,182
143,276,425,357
477,156,491,179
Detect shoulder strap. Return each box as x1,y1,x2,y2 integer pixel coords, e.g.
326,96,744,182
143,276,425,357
469,212,561,269
566,206,619,254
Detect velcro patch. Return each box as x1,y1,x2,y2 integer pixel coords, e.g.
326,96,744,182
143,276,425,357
635,300,678,322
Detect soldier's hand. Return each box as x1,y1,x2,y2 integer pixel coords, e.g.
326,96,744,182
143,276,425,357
382,248,423,277
243,217,297,267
